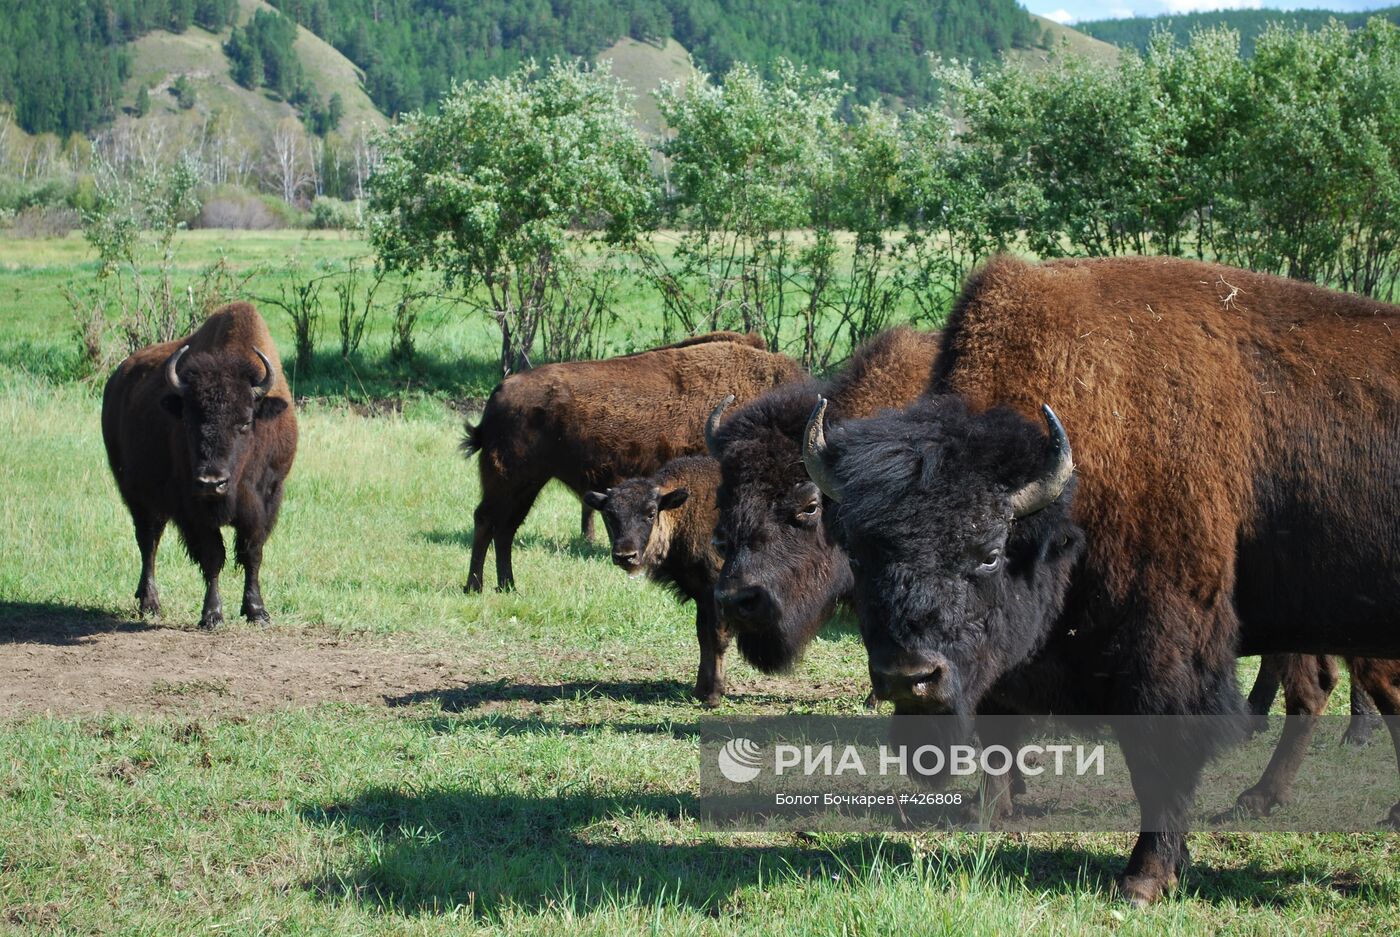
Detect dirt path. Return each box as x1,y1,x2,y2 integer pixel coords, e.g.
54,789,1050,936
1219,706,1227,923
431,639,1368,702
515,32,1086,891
0,608,477,718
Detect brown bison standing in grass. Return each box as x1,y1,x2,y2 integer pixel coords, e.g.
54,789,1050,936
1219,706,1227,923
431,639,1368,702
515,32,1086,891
102,302,297,630
799,255,1400,904
462,332,802,593
583,455,729,704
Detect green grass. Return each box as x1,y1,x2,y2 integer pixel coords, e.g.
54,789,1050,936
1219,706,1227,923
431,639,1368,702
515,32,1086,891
1,235,1397,935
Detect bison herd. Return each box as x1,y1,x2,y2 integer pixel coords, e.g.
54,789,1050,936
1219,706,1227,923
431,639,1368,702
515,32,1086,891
100,256,1398,905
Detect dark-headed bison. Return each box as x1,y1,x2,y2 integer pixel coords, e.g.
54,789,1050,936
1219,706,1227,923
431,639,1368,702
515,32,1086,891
102,302,297,630
801,255,1400,904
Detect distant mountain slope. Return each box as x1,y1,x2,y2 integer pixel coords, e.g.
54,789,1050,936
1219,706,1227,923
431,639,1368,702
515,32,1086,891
1079,5,1400,56
1007,14,1120,68
268,0,1049,114
115,0,383,145
595,38,698,137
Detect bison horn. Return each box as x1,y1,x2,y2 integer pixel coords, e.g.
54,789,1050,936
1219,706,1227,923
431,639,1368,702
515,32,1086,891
252,348,275,399
802,396,846,503
1008,405,1074,518
705,394,735,456
165,346,190,396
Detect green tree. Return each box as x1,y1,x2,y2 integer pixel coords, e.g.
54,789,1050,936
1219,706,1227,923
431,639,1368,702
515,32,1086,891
368,59,655,375
172,75,196,110
134,85,150,117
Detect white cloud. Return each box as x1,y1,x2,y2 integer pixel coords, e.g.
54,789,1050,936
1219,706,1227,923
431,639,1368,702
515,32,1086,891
1045,8,1077,23
1160,1,1264,12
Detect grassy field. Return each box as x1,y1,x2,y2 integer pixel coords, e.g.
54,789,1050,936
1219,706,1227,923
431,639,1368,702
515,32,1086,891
1,233,1396,935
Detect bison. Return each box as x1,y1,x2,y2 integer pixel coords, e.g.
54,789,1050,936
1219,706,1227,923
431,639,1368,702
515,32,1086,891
101,302,297,630
800,255,1400,904
462,332,801,593
707,326,941,672
583,455,730,704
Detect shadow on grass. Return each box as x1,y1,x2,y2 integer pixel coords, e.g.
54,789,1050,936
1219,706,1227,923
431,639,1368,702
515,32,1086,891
0,600,151,645
279,348,502,404
300,783,1360,919
385,678,693,711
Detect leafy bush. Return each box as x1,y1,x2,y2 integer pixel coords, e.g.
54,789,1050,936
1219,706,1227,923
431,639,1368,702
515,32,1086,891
369,59,654,375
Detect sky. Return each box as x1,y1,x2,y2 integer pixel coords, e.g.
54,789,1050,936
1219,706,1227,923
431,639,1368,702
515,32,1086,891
1024,1,1398,25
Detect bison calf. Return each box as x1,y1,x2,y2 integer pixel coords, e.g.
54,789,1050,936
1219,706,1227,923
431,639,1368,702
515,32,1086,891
462,333,801,593
585,456,729,705
101,302,297,630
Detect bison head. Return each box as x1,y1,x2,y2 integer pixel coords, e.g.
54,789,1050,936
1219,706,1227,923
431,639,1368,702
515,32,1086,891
161,345,286,500
708,384,854,673
803,395,1084,742
584,480,689,577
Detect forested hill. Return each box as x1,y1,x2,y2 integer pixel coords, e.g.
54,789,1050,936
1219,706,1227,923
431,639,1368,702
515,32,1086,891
263,0,1046,116
1079,5,1400,56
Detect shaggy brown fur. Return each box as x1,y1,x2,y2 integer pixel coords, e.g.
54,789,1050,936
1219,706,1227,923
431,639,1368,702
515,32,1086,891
584,457,730,704
101,302,298,630
922,254,1400,901
709,326,942,673
463,333,803,593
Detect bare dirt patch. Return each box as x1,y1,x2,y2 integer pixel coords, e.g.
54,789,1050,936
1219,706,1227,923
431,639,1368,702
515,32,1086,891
0,607,479,718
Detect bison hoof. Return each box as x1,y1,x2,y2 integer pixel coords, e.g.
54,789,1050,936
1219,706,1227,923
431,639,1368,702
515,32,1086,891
1245,714,1270,738
863,691,880,711
1384,803,1400,829
198,613,224,631
1236,786,1285,818
463,579,483,595
138,598,161,618
243,606,270,625
1116,872,1174,908
1343,717,1380,747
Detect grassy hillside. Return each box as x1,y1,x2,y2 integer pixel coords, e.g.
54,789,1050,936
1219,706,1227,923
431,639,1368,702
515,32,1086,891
118,0,383,147
595,37,698,137
1009,14,1120,67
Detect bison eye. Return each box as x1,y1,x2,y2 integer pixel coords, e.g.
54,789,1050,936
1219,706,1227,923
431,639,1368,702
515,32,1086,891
976,548,1002,574
711,531,728,552
239,421,252,434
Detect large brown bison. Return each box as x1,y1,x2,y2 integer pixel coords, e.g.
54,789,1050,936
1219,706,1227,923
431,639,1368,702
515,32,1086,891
102,302,298,630
462,333,802,593
707,326,941,672
583,456,729,704
800,255,1400,903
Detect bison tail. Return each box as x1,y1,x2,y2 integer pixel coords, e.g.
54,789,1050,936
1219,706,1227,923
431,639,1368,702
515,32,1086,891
460,419,484,459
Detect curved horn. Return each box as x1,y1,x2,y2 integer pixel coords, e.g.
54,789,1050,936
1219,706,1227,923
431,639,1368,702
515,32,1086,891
802,396,846,503
705,394,735,456
251,348,275,399
1008,405,1074,518
165,346,189,396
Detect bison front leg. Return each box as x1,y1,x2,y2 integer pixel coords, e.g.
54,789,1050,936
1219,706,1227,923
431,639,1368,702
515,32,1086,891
1342,658,1382,747
132,507,167,617
1246,655,1286,737
694,596,732,707
1349,659,1400,828
1118,731,1202,907
235,527,271,624
1227,655,1333,820
182,522,226,630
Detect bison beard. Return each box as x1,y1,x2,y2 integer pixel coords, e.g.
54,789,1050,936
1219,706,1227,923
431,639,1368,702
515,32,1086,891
807,255,1400,905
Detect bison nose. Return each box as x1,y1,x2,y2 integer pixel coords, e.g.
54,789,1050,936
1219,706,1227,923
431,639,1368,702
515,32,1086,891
870,654,955,709
196,474,229,495
716,584,774,626
612,549,640,568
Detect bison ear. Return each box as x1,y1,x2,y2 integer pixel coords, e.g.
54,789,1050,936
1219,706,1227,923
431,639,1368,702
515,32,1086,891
255,396,288,421
160,394,184,419
658,488,689,511
583,490,610,510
